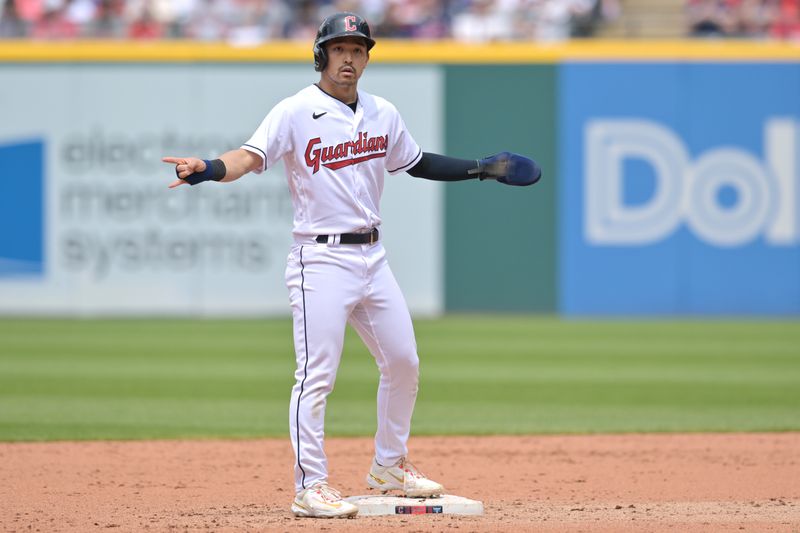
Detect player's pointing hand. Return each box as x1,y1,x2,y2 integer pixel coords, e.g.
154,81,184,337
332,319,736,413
162,156,206,188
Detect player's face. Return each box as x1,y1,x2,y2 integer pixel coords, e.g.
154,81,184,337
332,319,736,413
323,37,369,88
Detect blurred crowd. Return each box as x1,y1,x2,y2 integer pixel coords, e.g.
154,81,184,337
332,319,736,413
1,0,799,41
686,0,800,39
0,0,619,41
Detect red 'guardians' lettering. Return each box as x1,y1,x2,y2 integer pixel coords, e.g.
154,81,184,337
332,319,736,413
304,132,388,173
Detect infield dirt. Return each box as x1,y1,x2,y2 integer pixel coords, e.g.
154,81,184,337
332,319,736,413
2,433,799,532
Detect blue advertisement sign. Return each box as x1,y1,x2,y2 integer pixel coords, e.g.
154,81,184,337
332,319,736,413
0,139,45,277
559,64,800,315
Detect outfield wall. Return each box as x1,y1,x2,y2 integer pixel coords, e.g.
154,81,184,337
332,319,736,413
1,41,798,316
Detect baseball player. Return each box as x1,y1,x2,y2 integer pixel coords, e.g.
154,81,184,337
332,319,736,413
162,12,540,519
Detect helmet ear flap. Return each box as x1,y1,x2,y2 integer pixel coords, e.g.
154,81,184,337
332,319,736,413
313,42,327,72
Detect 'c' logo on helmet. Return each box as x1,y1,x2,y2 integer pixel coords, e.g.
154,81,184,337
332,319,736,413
344,15,357,32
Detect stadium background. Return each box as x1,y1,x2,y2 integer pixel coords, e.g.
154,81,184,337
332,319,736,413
2,40,799,317
0,0,799,433
1,36,798,443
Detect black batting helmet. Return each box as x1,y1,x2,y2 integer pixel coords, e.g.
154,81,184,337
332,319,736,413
313,12,376,72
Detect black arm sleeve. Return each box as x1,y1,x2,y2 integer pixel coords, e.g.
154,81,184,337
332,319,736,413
406,152,479,181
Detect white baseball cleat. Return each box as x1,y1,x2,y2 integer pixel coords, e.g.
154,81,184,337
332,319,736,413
291,482,359,518
366,457,445,498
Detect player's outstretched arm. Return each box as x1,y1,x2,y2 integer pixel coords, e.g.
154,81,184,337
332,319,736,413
162,149,262,188
407,152,541,186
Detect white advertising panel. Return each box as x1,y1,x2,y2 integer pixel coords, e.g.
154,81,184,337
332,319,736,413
0,64,443,316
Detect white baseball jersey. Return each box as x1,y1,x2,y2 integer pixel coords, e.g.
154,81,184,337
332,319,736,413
242,84,423,238
242,84,424,494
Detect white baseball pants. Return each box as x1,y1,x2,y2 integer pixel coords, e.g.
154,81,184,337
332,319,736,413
285,240,420,493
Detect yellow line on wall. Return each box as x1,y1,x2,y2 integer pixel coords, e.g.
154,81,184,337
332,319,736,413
0,40,310,62
378,40,800,62
1,39,799,63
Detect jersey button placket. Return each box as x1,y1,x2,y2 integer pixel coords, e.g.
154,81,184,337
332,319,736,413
351,104,372,229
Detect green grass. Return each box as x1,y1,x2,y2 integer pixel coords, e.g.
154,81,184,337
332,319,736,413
0,317,798,441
